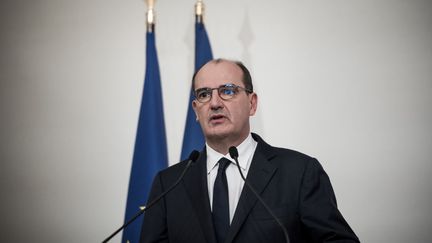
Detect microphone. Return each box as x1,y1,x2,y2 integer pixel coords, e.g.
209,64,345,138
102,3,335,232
228,146,290,243
102,150,200,243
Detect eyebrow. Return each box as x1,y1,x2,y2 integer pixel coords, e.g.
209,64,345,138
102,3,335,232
196,83,235,90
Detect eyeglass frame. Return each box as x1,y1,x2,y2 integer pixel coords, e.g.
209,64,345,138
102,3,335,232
193,83,253,103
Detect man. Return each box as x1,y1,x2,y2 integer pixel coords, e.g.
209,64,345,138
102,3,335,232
140,59,359,243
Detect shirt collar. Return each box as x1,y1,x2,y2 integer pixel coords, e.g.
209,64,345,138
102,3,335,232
206,133,256,174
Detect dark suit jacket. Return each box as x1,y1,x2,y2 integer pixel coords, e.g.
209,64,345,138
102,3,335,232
140,133,359,243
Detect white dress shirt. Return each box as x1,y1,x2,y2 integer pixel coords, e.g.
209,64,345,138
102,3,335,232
206,133,258,223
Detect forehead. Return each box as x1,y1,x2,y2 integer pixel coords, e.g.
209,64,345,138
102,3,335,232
194,61,243,89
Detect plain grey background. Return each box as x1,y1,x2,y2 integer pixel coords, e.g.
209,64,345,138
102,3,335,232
1,0,431,242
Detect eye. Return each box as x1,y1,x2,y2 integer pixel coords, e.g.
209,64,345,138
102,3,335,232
220,87,236,96
196,89,211,99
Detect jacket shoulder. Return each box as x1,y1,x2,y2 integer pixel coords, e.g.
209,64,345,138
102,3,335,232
253,133,316,162
157,158,191,179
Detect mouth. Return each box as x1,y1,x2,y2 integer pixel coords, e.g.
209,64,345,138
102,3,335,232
209,114,226,124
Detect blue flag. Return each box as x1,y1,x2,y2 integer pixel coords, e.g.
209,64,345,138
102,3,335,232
122,31,168,243
180,21,213,160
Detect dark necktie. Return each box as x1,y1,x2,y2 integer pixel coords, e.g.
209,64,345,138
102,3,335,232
212,157,231,243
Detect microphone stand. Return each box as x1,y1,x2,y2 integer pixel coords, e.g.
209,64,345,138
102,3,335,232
102,151,200,243
229,146,290,243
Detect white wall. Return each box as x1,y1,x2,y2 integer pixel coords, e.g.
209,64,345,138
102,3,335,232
1,0,431,242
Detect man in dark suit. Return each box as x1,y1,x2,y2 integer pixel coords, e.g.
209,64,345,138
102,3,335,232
140,59,359,243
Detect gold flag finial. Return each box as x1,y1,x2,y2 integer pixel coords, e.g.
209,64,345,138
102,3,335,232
146,0,156,32
195,0,205,23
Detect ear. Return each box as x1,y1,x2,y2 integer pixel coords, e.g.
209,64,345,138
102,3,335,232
192,100,199,121
249,93,258,116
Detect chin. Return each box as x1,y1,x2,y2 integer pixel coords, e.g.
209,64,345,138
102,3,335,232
204,129,232,140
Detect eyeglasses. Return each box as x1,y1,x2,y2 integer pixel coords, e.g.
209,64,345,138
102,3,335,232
194,83,252,103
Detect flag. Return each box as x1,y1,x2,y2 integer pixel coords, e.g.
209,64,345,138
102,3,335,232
180,20,213,160
122,30,168,243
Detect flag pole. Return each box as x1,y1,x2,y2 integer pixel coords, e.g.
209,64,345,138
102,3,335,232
195,0,204,23
146,0,155,32
180,0,212,160
115,0,168,242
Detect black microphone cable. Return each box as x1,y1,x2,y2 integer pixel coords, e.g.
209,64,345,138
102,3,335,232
102,150,200,243
229,146,290,243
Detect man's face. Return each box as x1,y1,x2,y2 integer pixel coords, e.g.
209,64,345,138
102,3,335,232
192,61,257,145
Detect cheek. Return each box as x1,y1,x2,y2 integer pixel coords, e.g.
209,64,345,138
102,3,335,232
195,106,210,125
231,104,251,122
196,109,205,120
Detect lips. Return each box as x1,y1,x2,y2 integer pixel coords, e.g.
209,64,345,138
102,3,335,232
209,114,226,123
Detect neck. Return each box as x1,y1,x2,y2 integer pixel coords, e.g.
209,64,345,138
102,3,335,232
206,132,249,155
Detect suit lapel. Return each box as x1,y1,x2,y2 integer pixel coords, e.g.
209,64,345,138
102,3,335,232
225,139,277,243
183,150,217,243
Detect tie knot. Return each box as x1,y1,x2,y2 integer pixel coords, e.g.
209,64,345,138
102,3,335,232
218,158,231,172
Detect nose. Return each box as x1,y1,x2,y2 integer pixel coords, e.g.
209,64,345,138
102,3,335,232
209,89,223,110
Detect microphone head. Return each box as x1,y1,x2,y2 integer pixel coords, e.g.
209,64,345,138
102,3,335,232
188,150,200,163
228,146,239,159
